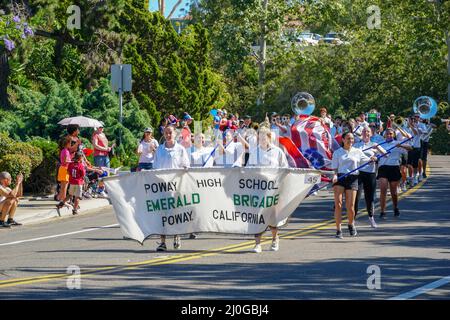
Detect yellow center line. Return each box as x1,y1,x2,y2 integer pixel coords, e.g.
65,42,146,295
0,168,430,289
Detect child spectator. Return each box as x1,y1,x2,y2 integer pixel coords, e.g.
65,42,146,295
56,136,72,203
57,152,86,215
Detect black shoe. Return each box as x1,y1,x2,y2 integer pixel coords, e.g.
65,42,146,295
0,221,11,229
56,202,65,209
7,219,22,226
380,212,387,220
156,243,167,252
348,224,358,237
422,173,427,179
335,230,343,239
189,233,197,239
72,210,78,215
394,208,400,217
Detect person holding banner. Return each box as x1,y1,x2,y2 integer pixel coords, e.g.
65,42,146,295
153,125,190,252
377,128,412,219
189,133,214,168
331,132,377,239
354,127,386,228
247,128,289,253
214,130,245,168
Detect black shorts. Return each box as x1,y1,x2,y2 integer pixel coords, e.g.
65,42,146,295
333,174,359,191
401,153,407,166
377,165,401,182
407,148,420,168
420,141,429,161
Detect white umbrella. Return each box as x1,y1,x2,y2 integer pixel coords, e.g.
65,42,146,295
58,116,104,128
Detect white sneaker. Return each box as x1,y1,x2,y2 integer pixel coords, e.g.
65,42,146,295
173,235,181,250
418,175,423,182
252,244,262,253
401,184,407,192
369,217,378,228
413,177,418,186
271,238,279,251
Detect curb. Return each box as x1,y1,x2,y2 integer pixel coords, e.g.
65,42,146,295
16,198,112,226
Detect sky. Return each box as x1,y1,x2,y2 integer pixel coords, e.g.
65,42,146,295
148,0,191,18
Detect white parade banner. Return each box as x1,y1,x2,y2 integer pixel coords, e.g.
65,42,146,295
103,167,321,244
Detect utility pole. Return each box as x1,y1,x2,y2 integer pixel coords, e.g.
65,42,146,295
257,0,269,107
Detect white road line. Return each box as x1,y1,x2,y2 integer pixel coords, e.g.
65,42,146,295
0,224,119,247
389,276,450,300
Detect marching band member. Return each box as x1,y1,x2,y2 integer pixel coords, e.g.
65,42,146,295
331,132,377,239
153,125,190,252
419,119,435,179
405,114,426,186
246,127,289,253
354,127,386,228
377,128,412,219
189,133,214,168
214,130,244,168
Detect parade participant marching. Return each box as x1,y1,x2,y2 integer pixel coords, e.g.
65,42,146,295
331,132,377,239
419,119,435,179
354,127,386,228
153,125,190,251
137,127,159,171
406,114,425,186
214,130,245,168
246,127,289,253
189,133,214,168
378,128,412,219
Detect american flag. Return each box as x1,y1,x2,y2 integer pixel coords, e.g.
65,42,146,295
290,115,335,170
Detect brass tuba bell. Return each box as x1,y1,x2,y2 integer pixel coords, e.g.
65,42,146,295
413,96,438,119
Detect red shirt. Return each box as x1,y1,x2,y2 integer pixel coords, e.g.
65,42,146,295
68,162,86,185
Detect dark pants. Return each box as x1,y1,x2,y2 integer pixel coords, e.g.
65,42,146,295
355,171,377,217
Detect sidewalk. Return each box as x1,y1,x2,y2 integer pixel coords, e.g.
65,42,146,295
14,196,112,226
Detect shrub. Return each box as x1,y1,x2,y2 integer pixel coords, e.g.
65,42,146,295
0,154,33,187
0,133,14,158
9,142,44,170
429,125,450,155
26,138,60,195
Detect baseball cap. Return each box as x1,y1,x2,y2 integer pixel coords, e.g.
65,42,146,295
144,127,153,133
183,112,193,120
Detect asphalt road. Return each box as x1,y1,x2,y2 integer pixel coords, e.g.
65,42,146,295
0,155,449,300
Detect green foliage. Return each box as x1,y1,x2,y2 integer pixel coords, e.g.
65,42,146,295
429,125,450,155
26,137,59,194
0,154,32,181
0,132,14,158
8,141,43,170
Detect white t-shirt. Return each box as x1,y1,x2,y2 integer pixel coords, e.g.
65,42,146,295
153,142,190,169
378,140,408,167
419,122,432,142
247,145,289,168
331,147,371,175
188,146,214,168
409,123,425,148
138,139,159,164
353,141,379,173
214,141,244,168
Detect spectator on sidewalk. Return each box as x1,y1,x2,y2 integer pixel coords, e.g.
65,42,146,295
56,136,72,203
92,125,114,168
66,124,82,158
0,171,23,228
57,152,86,215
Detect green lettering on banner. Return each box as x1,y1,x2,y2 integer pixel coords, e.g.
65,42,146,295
233,194,241,205
251,196,259,207
151,199,161,211
160,198,167,210
192,193,200,204
177,197,183,207
259,197,265,208
168,197,175,209
146,200,153,212
242,195,250,207
266,196,273,207
274,194,280,205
